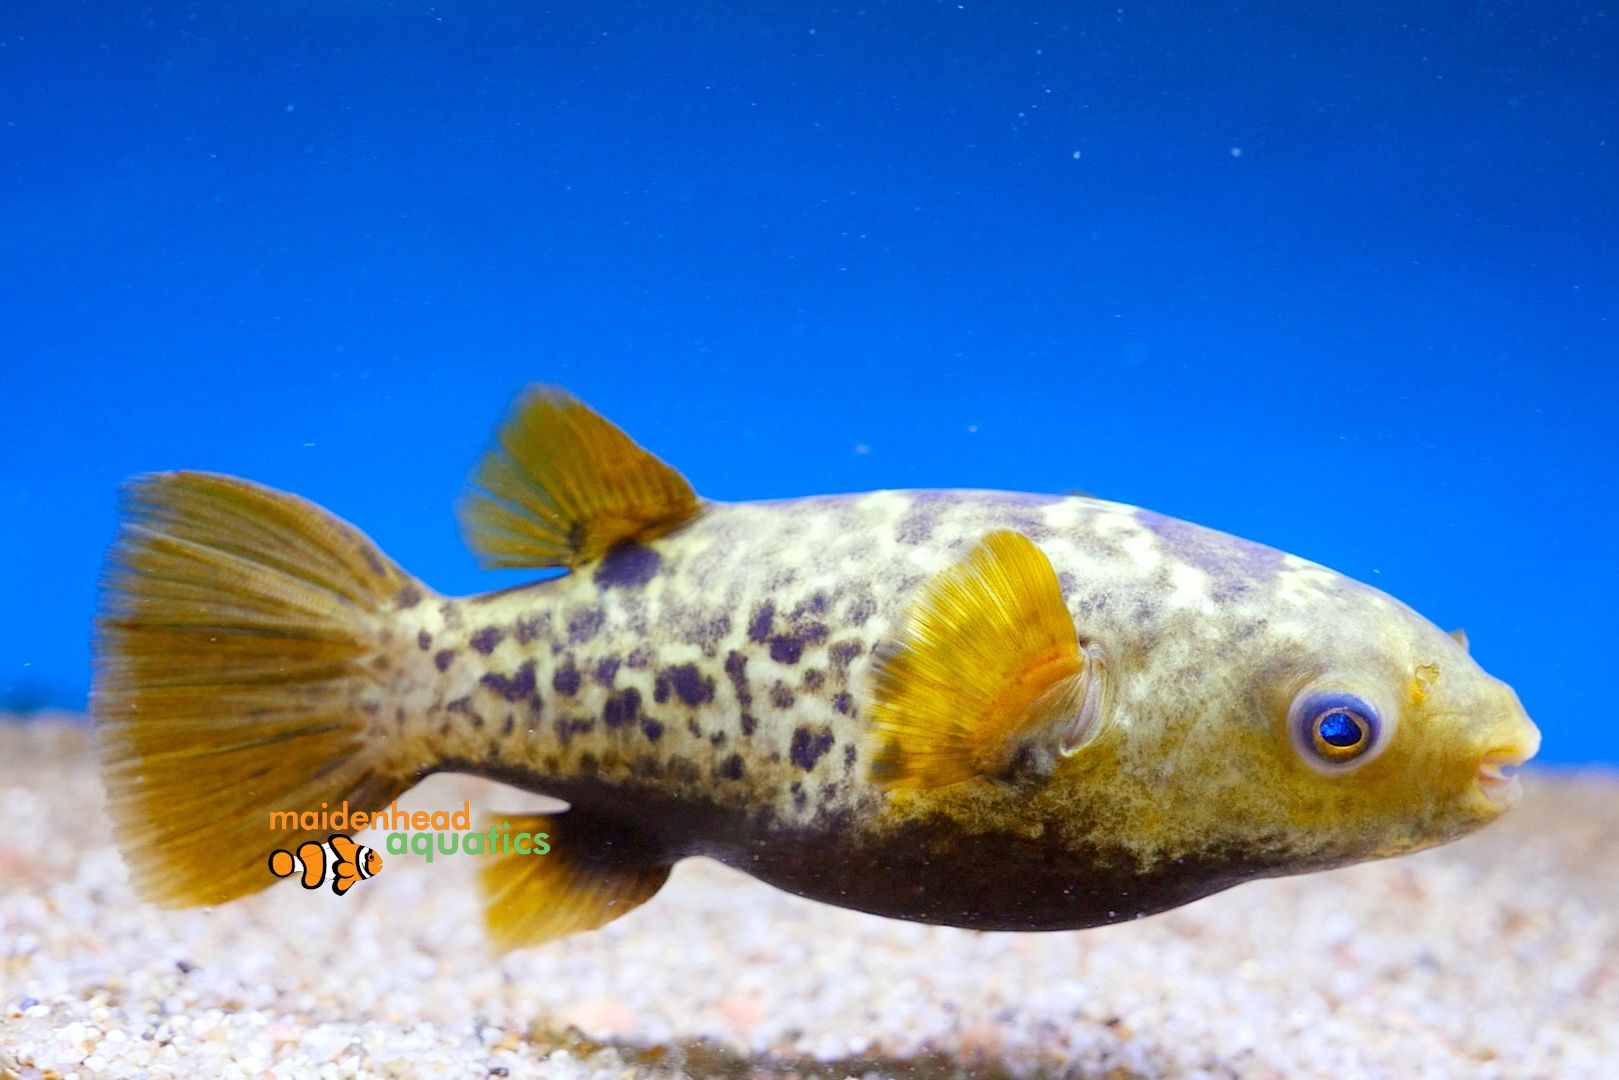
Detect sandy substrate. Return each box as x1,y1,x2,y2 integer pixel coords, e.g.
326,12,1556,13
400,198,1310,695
2,717,1616,1079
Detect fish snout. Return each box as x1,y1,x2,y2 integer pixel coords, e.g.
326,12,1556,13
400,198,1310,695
1475,701,1541,810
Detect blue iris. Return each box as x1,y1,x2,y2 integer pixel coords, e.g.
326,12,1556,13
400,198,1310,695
1318,710,1363,747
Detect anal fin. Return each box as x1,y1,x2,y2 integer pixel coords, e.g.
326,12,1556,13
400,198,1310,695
480,810,671,951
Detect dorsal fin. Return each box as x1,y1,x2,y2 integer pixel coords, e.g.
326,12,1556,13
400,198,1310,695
867,530,1108,790
460,386,702,570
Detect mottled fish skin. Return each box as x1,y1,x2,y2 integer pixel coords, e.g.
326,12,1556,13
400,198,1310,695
362,489,1532,930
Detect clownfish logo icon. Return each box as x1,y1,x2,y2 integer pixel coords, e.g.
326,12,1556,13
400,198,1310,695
267,833,382,896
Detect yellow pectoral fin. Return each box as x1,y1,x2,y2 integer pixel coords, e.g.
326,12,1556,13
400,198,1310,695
459,386,703,571
867,530,1106,790
479,812,670,952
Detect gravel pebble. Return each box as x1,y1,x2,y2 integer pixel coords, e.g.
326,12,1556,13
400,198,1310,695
3,716,1616,1078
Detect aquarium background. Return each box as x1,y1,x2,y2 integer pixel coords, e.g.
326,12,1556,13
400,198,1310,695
1,2,1613,761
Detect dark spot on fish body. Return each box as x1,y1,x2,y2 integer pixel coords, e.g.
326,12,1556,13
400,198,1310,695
719,753,745,780
641,717,664,742
503,715,515,736
833,692,853,715
567,606,605,644
541,754,559,772
653,672,671,704
1057,572,1077,601
790,592,830,621
791,782,807,810
843,743,858,768
596,657,621,685
740,713,758,736
665,663,715,706
514,615,546,645
803,669,825,692
684,612,732,652
481,660,538,702
578,753,599,776
667,757,701,785
554,716,594,746
790,727,835,771
470,627,506,655
710,730,727,747
626,646,651,669
604,688,642,728
446,696,474,715
724,651,752,706
748,603,775,643
686,718,703,738
552,661,581,697
896,511,937,545
845,594,877,627
771,682,796,709
769,636,803,664
361,545,388,578
631,755,662,778
594,543,662,589
417,630,433,651
829,639,863,673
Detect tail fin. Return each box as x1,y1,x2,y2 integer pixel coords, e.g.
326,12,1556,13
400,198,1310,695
93,472,418,907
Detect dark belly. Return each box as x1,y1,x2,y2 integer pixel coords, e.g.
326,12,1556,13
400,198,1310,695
704,819,1266,931
461,763,1272,931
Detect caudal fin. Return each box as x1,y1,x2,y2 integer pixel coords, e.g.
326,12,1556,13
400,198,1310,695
93,472,419,906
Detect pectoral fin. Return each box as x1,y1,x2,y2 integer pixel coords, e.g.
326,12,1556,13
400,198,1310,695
867,530,1107,790
479,811,670,951
459,386,702,571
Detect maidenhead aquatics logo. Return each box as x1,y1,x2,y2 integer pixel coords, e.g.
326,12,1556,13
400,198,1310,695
268,834,382,896
267,801,551,896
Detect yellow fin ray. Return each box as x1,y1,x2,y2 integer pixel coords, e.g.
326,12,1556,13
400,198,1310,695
459,386,701,570
480,811,671,951
93,472,415,907
867,530,1099,790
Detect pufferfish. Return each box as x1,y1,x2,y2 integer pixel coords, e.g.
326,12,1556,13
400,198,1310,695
92,386,1541,948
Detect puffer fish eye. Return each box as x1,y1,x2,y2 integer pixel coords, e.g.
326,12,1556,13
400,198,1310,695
1290,691,1385,772
1312,708,1371,760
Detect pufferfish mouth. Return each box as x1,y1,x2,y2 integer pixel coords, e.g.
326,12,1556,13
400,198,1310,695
1476,747,1535,809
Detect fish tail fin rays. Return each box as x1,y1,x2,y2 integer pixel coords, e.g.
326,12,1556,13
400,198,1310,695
459,385,702,571
479,810,671,951
867,530,1107,790
93,471,417,908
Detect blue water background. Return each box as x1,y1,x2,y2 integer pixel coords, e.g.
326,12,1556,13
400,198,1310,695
2,4,1614,761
